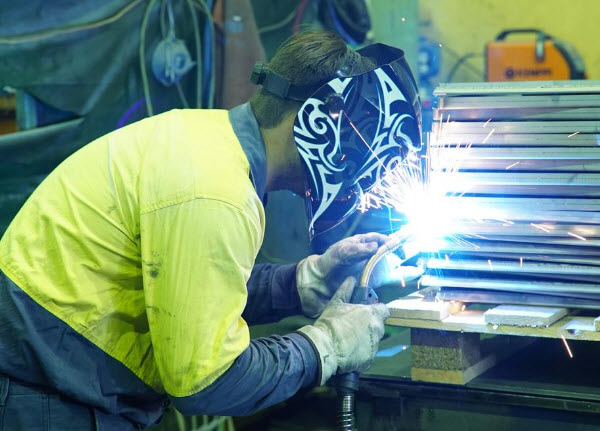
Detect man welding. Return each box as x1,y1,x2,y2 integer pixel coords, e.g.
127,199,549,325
0,30,420,429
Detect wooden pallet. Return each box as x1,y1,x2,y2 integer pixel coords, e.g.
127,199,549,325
385,289,600,385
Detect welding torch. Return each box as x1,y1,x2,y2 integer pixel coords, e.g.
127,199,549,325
335,229,420,431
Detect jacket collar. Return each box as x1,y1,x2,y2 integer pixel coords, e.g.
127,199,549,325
228,103,267,200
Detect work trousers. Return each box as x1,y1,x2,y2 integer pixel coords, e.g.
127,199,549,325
0,374,139,431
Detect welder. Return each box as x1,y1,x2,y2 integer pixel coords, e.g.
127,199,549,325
0,30,420,429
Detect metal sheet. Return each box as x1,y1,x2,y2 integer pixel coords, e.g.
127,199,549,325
450,223,600,237
471,236,600,247
433,147,600,160
435,107,600,122
437,241,600,256
448,185,600,197
438,94,600,110
434,80,600,96
448,210,600,224
434,121,600,135
431,133,600,146
443,197,600,211
431,147,600,171
420,275,600,295
437,253,600,266
426,258,600,275
449,172,600,186
437,288,600,309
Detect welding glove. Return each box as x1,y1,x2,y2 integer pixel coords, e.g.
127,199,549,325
298,277,390,385
296,233,388,318
296,233,424,317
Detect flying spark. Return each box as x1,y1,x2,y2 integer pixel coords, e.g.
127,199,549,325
505,161,520,170
482,128,495,144
487,259,493,271
568,131,580,138
567,231,587,241
530,223,551,233
561,335,574,358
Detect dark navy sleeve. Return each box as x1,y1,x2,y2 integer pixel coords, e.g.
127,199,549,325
242,263,302,325
169,332,319,416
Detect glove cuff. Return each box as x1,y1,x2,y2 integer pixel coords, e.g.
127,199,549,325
297,325,337,385
296,255,328,318
296,255,324,286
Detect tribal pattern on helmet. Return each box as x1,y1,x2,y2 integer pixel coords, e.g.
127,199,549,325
294,61,421,238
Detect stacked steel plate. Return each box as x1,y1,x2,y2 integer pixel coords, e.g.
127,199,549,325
421,80,600,308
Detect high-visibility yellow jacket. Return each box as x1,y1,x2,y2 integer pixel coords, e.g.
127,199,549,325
0,104,318,428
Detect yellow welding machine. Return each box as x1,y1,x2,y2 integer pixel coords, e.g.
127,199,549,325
486,29,586,82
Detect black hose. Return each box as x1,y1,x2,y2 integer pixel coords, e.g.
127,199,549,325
335,372,359,431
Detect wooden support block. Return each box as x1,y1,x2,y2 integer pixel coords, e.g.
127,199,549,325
388,296,463,321
412,354,497,385
484,305,567,328
411,329,480,370
410,329,533,385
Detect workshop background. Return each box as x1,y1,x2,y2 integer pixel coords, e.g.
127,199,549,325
2,1,600,430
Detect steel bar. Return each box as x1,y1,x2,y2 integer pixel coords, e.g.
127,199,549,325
447,172,600,186
443,197,600,211
431,133,600,146
467,236,600,247
449,223,600,237
434,121,600,135
439,253,600,266
435,108,600,122
434,80,600,96
447,185,600,196
440,160,600,172
436,242,600,256
437,288,600,309
420,275,600,296
426,258,600,275
437,94,600,110
435,209,600,224
434,147,600,159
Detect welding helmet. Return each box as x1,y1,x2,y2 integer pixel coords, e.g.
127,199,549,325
251,43,421,239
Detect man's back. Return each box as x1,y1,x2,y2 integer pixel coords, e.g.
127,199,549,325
0,109,265,427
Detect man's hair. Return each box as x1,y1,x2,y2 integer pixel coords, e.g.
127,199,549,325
250,30,373,129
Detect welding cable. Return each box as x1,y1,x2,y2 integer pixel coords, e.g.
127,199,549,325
326,0,359,46
0,0,146,44
185,0,203,108
157,0,192,109
293,0,312,34
203,0,216,108
140,0,159,116
258,8,297,35
191,0,215,108
444,51,484,82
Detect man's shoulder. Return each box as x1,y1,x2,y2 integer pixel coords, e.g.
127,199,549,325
138,109,259,215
